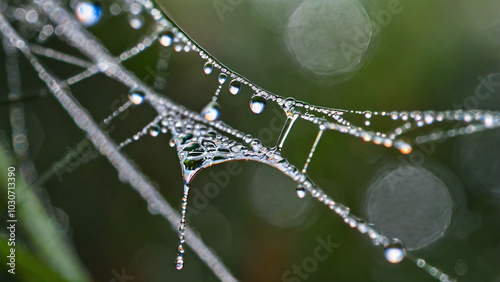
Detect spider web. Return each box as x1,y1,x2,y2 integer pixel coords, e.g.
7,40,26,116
1,0,499,281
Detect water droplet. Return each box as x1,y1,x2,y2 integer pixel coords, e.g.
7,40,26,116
175,256,184,270
203,62,213,75
395,140,412,155
128,89,145,105
424,111,435,124
128,14,144,29
249,96,267,114
75,2,102,27
229,80,241,95
384,239,406,263
159,31,174,47
201,101,220,121
365,120,371,126
218,73,227,84
364,111,372,119
149,125,160,137
296,186,306,198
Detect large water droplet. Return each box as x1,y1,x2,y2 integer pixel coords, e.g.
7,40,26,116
159,30,174,47
249,96,267,114
75,2,102,27
201,101,220,121
229,80,241,95
128,89,145,105
296,186,306,198
218,73,227,84
364,111,372,119
204,62,213,75
384,239,406,263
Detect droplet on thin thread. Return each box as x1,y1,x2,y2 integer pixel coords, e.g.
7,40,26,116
201,101,220,121
229,80,241,95
249,96,267,114
203,62,213,75
384,239,406,263
128,89,145,105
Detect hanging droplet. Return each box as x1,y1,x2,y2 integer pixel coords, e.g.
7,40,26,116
249,96,267,114
159,30,174,47
229,80,241,95
175,256,184,270
203,62,213,75
149,125,160,137
128,89,145,105
364,111,372,119
218,73,227,84
384,239,406,263
75,2,102,27
296,186,306,198
201,101,220,121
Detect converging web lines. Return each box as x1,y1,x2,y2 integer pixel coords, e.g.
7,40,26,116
0,3,238,281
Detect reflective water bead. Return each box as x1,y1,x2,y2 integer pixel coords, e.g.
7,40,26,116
296,185,306,198
424,111,435,124
384,239,406,263
175,256,184,270
394,139,412,154
203,62,213,75
218,73,227,84
149,125,160,137
364,111,372,119
249,96,267,114
75,2,102,27
229,80,241,95
159,30,174,47
128,14,144,29
128,89,145,105
201,101,220,121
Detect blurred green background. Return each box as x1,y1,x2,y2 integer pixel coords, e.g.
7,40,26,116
1,0,500,281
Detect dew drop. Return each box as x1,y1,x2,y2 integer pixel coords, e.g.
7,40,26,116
175,256,184,270
201,101,220,121
384,239,406,263
218,73,227,84
128,89,145,105
128,14,144,29
75,1,102,27
203,62,213,75
364,111,372,119
395,139,412,154
424,111,435,124
159,30,174,47
229,80,241,95
296,186,306,198
149,125,160,137
249,96,267,114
